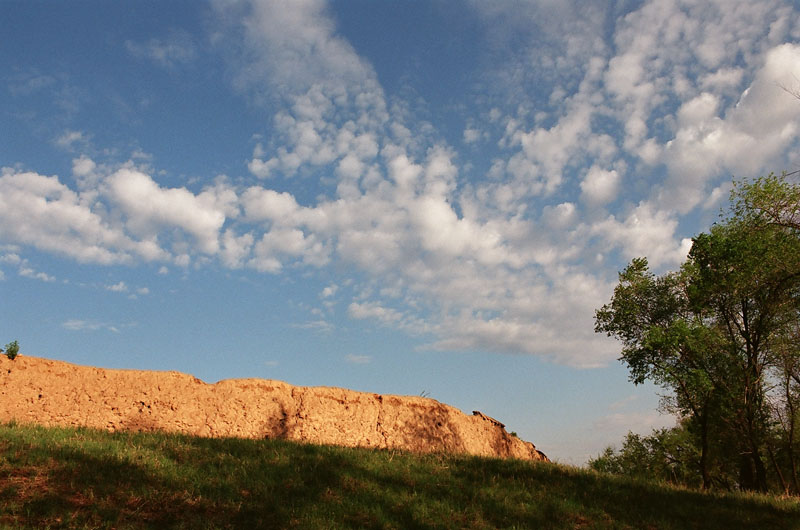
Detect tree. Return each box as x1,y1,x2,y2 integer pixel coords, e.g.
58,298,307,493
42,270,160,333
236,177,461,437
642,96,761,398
595,258,720,488
589,424,702,487
596,174,800,493
693,174,800,492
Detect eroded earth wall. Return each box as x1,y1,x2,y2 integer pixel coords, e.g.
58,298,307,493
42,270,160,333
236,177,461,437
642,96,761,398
0,355,547,461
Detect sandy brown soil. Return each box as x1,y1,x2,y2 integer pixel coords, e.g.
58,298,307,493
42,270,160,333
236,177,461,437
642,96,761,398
0,355,547,461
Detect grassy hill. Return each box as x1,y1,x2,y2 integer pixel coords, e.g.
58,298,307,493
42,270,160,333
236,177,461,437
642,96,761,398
1,422,798,529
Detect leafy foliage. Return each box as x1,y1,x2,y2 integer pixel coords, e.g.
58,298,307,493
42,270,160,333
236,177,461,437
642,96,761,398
3,340,19,360
595,173,800,494
588,423,702,488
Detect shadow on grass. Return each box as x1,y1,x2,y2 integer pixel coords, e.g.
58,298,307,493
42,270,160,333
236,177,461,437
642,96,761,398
1,424,799,529
444,456,800,530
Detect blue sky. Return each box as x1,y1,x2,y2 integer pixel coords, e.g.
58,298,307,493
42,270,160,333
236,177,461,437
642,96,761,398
2,0,800,464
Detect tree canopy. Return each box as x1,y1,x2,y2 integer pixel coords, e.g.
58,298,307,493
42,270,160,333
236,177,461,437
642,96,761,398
594,173,800,494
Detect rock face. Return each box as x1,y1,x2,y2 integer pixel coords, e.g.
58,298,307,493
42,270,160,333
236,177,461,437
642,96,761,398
0,356,547,461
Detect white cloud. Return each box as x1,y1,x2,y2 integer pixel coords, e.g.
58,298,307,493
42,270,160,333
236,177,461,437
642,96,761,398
292,320,334,333
106,281,128,292
593,202,693,269
591,410,677,442
6,0,800,372
661,43,800,211
249,227,329,272
19,266,55,282
348,301,404,325
220,229,254,269
62,319,121,333
4,254,55,282
55,130,89,150
503,99,597,197
104,168,229,255
242,187,301,224
542,202,578,230
0,253,21,265
230,0,376,94
0,169,166,264
344,353,372,365
320,284,338,298
580,166,620,206
125,31,196,68
71,155,96,178
463,127,481,144
218,0,390,185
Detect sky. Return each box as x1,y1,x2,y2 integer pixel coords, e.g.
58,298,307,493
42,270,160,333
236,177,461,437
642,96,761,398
2,0,800,464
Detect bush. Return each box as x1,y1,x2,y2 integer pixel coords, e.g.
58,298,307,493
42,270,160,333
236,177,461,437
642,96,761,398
4,340,19,360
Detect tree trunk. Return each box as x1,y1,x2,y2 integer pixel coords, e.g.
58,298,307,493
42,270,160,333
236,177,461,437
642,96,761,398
700,410,711,490
740,452,756,491
785,370,799,495
767,441,789,495
753,446,769,492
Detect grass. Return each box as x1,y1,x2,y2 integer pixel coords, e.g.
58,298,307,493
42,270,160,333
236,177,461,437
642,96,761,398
1,422,799,529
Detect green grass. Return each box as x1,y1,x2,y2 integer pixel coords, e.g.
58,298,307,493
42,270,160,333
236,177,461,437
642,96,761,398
0,422,798,529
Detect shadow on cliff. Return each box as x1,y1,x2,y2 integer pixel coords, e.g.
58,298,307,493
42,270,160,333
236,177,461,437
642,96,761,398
382,404,465,455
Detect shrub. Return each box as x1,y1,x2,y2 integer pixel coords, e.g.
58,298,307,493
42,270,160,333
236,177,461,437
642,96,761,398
4,340,19,360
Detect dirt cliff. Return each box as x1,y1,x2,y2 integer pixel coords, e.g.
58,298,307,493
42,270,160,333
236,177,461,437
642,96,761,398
0,355,547,461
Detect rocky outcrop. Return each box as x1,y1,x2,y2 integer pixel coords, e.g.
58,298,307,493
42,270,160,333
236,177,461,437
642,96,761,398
0,355,547,461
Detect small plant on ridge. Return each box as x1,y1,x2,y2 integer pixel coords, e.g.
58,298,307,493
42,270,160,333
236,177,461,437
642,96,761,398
3,340,19,360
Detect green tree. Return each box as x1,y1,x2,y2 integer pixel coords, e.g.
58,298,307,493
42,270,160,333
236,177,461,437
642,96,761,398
596,174,800,493
589,424,702,487
595,259,720,488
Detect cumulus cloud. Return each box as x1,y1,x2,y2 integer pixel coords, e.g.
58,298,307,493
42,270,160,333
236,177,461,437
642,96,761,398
0,253,22,265
661,43,800,211
593,202,694,269
19,266,55,282
242,187,301,224
0,169,164,264
348,301,405,326
105,281,128,292
104,168,230,255
72,155,97,178
216,0,389,183
320,284,338,298
5,0,800,370
463,127,481,144
580,166,620,206
0,165,240,267
55,130,89,150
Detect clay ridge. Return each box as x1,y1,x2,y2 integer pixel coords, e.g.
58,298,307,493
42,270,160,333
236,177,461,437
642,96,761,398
0,355,547,461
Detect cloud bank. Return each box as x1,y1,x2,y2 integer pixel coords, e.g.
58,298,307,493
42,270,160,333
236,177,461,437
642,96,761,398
2,0,799,368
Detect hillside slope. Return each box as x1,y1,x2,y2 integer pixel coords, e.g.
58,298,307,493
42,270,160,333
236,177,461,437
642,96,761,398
0,355,546,461
2,423,798,529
